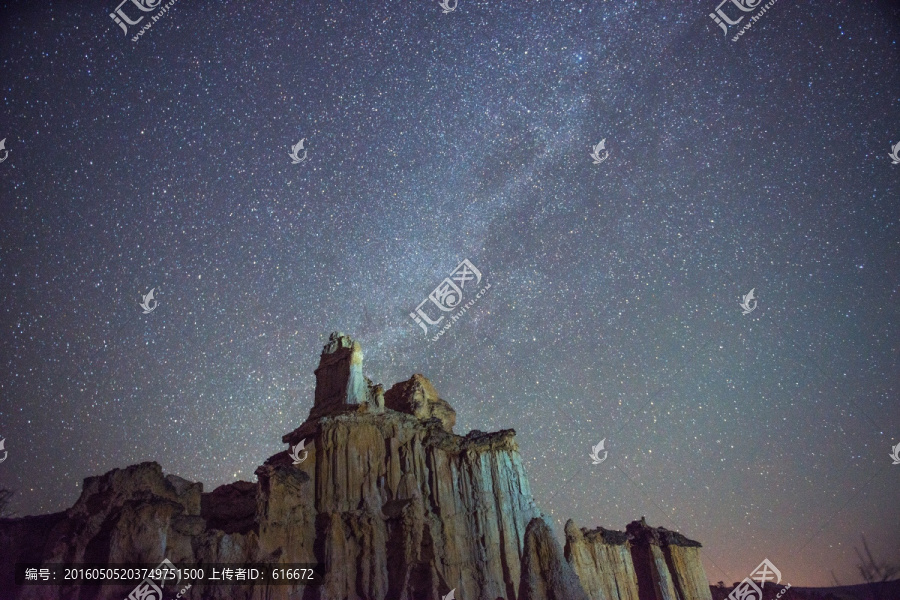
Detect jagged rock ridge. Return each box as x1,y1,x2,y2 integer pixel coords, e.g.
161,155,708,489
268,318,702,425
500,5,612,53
0,332,713,600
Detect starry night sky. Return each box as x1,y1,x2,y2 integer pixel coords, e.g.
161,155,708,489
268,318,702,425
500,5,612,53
1,0,898,588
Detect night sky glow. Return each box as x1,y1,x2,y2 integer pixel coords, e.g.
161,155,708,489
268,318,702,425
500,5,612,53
0,0,898,588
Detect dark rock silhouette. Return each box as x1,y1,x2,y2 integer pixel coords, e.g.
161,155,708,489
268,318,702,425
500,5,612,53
0,332,713,600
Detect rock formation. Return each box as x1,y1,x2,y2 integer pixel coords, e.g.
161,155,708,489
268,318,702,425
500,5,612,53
563,517,712,600
0,332,713,600
564,520,640,600
625,519,713,600
518,517,590,600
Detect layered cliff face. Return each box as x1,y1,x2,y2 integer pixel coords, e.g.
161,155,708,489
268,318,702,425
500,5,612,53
518,517,589,600
271,332,541,600
564,521,640,600
0,332,713,600
564,517,712,600
626,519,713,600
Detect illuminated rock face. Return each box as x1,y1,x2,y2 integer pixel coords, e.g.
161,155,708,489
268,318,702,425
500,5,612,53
564,518,712,600
0,333,714,600
565,520,641,600
271,332,541,599
627,518,714,600
311,331,378,418
384,373,456,433
519,516,591,600
273,409,541,599
665,545,714,600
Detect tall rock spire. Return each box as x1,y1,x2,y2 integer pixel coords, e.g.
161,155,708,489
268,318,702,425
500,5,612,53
310,331,383,419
